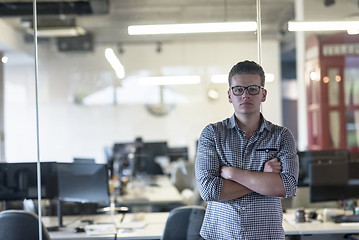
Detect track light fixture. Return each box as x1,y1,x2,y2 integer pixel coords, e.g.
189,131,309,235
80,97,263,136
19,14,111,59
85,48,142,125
324,0,335,7
117,43,125,54
156,42,162,53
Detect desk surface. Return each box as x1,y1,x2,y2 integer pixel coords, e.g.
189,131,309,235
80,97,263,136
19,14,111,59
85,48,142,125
44,212,169,240
283,210,359,235
43,208,359,239
117,175,184,206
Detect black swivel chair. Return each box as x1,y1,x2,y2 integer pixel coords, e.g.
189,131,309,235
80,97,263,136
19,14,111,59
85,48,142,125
0,210,51,240
162,205,205,240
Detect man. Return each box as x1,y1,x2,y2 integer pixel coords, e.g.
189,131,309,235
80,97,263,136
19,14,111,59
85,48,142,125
195,60,299,240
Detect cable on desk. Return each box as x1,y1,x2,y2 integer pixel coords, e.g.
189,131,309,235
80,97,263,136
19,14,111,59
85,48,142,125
120,213,126,223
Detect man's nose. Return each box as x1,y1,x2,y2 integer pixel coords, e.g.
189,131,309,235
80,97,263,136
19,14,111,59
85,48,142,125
242,89,251,97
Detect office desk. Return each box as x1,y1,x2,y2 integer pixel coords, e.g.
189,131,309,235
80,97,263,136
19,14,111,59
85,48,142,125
117,175,184,211
283,210,359,240
44,212,169,240
43,209,359,240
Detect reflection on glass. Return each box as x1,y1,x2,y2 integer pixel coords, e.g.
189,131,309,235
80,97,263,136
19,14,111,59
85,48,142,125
346,110,359,148
312,111,318,145
308,66,320,146
328,68,340,106
330,111,341,148
311,74,319,105
345,67,359,149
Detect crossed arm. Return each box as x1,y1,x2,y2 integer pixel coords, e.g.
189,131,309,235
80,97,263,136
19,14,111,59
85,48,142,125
219,158,285,201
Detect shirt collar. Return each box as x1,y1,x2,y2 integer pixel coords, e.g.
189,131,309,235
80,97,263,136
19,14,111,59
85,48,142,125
260,115,272,132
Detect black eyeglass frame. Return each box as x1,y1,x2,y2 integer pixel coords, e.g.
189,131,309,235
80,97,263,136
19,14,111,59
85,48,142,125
230,85,264,96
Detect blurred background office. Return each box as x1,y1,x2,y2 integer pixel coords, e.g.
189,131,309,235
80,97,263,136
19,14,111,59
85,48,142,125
0,0,359,216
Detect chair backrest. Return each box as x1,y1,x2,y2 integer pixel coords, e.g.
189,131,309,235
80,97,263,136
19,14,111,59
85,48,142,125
162,205,205,240
0,210,51,240
172,161,196,192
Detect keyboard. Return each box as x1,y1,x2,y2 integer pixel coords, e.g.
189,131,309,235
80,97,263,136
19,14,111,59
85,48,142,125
332,214,359,223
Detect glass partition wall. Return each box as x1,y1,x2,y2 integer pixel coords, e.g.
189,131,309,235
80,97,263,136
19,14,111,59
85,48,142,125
1,0,359,235
1,0,281,218
3,0,291,164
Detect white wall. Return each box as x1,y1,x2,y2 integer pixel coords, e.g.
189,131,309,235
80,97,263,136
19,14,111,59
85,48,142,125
5,38,281,163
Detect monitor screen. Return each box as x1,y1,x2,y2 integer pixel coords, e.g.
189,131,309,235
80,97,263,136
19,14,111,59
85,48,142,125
57,162,110,204
0,162,58,201
297,151,313,187
167,147,189,162
137,141,168,175
113,143,138,159
346,152,359,199
309,150,349,202
109,142,141,178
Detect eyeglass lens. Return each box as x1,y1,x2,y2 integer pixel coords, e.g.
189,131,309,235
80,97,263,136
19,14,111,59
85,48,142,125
232,85,261,96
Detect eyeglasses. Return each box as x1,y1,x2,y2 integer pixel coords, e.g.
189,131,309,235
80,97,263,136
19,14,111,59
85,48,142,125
230,85,264,96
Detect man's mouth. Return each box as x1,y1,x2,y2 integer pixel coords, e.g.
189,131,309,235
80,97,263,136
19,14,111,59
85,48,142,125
241,102,252,106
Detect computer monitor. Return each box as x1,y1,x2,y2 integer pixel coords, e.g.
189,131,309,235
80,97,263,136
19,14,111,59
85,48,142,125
167,147,189,162
55,162,110,228
346,152,359,200
297,151,313,187
73,158,95,164
309,149,349,202
57,162,110,204
0,162,58,201
137,141,168,175
109,142,141,178
113,142,138,158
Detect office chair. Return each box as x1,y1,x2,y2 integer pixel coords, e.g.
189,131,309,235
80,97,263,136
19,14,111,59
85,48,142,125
171,161,196,193
0,210,51,240
162,205,205,240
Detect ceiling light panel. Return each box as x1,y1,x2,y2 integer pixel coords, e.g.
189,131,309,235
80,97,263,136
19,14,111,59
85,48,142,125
128,22,257,35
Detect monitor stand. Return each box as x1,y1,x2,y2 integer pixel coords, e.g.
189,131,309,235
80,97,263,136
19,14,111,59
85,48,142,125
57,198,64,228
46,199,63,232
1,200,6,210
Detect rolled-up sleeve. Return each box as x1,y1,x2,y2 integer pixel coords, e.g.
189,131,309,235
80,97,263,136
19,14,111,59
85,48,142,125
195,124,223,201
278,128,299,198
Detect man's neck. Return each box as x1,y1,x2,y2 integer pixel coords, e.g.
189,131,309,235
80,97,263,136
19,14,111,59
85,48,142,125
235,112,262,137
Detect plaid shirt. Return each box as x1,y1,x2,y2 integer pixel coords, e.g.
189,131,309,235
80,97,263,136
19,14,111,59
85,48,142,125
195,114,298,240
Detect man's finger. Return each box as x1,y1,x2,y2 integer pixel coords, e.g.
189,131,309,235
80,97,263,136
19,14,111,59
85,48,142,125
268,158,279,162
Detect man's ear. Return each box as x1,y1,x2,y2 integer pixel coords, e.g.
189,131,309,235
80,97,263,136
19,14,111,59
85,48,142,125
228,89,233,103
261,89,267,102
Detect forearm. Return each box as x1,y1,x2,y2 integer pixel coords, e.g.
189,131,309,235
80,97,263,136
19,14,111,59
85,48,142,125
226,168,285,197
219,179,253,201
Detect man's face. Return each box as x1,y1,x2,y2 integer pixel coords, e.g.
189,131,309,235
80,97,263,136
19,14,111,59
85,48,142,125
227,74,267,115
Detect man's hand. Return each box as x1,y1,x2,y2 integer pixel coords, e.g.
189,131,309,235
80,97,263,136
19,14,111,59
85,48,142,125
263,158,282,173
221,158,282,180
221,166,234,180
219,158,285,198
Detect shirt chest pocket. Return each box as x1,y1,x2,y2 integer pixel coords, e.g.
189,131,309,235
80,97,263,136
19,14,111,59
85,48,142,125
238,146,279,171
256,147,279,154
255,146,280,166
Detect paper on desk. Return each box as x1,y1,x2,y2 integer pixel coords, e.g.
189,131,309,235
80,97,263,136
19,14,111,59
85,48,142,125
340,222,359,226
85,224,117,235
117,221,146,229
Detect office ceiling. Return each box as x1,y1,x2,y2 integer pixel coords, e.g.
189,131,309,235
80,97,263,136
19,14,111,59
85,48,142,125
83,0,295,44
1,0,358,55
1,0,295,46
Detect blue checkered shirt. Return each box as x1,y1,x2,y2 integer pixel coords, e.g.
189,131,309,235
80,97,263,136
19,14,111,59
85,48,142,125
195,114,299,240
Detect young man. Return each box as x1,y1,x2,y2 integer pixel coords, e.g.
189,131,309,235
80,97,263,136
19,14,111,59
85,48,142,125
195,60,299,240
